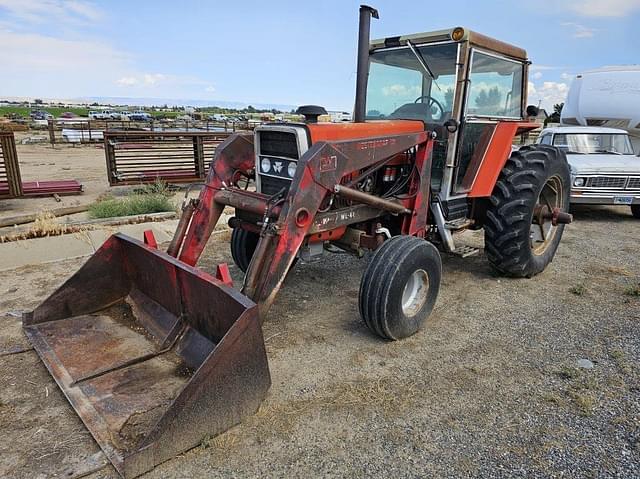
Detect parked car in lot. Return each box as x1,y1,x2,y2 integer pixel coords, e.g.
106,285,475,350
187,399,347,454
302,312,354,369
537,126,640,218
128,110,152,121
208,113,228,122
60,112,76,119
30,110,53,120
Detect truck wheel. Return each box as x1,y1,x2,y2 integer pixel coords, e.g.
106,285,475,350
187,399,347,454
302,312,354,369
631,205,640,219
484,145,570,278
359,236,441,340
230,228,260,273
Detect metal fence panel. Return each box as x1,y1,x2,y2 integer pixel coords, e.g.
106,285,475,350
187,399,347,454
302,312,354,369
104,131,234,186
0,131,23,199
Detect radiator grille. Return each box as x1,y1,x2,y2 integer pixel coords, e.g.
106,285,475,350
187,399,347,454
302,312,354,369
628,177,640,189
259,131,299,159
257,130,299,196
587,176,626,189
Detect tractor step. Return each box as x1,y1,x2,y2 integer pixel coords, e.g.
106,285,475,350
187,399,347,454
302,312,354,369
444,218,475,231
451,245,480,258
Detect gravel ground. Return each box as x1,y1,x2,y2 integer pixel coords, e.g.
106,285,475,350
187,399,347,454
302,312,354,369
0,204,638,478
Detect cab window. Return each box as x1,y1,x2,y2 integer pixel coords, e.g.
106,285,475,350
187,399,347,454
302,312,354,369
466,51,523,118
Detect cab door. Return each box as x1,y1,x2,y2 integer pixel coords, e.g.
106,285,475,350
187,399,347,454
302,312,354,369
452,50,525,195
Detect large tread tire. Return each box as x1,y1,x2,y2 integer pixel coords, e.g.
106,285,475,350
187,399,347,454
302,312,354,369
484,144,570,278
230,228,260,273
359,236,442,341
631,204,640,219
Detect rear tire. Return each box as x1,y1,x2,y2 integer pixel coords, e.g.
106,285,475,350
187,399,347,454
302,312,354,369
230,228,260,273
359,236,441,340
484,145,570,278
631,205,640,219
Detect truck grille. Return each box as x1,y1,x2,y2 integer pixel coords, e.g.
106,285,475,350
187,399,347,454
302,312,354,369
257,130,299,196
628,177,640,189
586,176,626,189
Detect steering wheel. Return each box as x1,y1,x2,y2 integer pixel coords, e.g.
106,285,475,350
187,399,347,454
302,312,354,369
413,95,445,120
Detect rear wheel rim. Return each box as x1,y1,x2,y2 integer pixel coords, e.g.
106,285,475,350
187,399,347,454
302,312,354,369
401,269,429,317
530,175,563,256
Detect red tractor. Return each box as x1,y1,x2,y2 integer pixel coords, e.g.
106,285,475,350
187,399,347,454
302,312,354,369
24,6,572,478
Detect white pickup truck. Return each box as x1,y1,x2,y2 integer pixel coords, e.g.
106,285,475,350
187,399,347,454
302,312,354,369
537,126,640,218
88,110,117,120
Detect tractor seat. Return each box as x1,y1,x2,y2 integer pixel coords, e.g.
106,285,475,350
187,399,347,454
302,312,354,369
388,103,452,140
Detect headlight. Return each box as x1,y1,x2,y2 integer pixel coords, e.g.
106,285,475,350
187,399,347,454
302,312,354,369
260,158,271,173
287,161,297,178
574,177,585,187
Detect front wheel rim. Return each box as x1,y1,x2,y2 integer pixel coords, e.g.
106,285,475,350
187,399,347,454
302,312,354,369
401,269,430,317
530,175,564,256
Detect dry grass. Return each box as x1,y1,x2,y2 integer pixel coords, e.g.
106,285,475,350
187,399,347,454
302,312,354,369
200,431,240,451
0,211,87,243
569,283,587,296
623,282,640,297
605,266,634,277
569,392,596,416
254,376,419,436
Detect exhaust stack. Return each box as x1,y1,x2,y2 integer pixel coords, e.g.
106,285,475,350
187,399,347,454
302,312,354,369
354,4,379,123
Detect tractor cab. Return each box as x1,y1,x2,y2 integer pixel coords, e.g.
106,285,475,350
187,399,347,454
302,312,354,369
366,28,529,197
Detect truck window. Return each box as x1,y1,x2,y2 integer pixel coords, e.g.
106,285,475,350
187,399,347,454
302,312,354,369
540,134,552,145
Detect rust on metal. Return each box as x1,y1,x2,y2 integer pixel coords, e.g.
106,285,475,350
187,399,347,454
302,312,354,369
23,233,270,478
104,131,234,186
0,131,23,199
333,184,410,214
533,204,573,226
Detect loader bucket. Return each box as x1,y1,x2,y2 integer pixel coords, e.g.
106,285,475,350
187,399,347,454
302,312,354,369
22,233,271,478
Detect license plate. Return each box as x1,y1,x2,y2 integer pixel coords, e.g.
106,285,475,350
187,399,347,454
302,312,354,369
614,196,633,205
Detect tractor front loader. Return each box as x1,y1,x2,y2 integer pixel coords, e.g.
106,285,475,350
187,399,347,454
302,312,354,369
24,5,573,478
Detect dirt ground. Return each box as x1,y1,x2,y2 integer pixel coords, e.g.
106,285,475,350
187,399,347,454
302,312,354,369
0,133,111,220
1,200,638,478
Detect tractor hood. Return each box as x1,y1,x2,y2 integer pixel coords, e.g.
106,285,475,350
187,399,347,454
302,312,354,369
568,153,640,175
307,120,425,143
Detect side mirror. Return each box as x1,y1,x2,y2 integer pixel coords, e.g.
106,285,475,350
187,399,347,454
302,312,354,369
526,105,539,117
444,118,459,134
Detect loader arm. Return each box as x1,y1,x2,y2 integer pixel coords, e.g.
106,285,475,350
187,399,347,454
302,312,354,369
171,130,433,317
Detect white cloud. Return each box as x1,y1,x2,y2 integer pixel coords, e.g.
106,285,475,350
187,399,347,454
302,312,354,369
116,76,138,86
0,29,133,97
533,71,543,80
0,0,103,25
528,81,570,111
143,73,166,86
0,1,215,100
561,22,597,38
0,30,129,72
113,72,214,92
530,65,561,72
382,84,421,97
565,0,640,17
560,72,573,80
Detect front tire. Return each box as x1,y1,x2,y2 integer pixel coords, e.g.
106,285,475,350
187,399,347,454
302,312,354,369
484,145,570,278
230,228,259,273
359,236,442,340
631,204,640,219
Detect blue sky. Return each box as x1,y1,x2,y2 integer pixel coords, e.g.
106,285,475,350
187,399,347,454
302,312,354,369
0,0,638,110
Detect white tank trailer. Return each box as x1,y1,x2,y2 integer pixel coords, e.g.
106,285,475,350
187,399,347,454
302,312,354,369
562,66,640,154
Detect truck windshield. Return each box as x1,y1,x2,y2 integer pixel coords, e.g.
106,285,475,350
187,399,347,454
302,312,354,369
366,43,458,124
553,133,634,155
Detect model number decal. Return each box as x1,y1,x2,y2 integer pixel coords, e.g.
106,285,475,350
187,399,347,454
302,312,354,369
357,138,397,150
319,155,337,172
